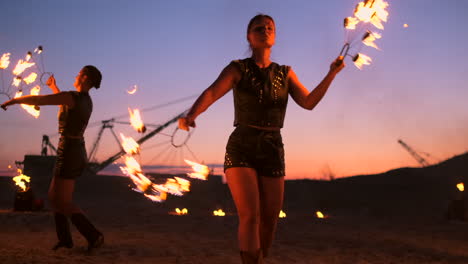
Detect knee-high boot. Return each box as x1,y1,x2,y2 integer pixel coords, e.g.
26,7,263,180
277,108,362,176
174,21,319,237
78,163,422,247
70,213,104,252
240,249,263,264
52,213,73,250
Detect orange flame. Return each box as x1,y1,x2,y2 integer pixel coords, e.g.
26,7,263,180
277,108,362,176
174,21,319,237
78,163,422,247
12,59,35,76
353,53,372,69
160,177,191,196
23,72,38,84
362,31,382,50
12,76,22,87
184,159,209,180
0,53,11,69
128,107,146,133
279,210,286,218
354,0,389,30
25,52,32,62
403,24,409,28
119,133,140,155
344,17,360,30
34,46,43,54
14,86,41,118
213,209,226,216
12,169,30,192
174,208,188,215
127,85,138,95
457,183,464,192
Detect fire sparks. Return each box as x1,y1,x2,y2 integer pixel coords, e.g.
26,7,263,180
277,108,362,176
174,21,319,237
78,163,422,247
127,85,138,94
316,211,325,219
23,72,38,84
184,159,209,180
457,183,464,192
213,209,225,216
12,169,30,192
353,53,372,70
14,85,41,118
120,133,140,155
174,208,188,215
0,53,11,69
128,107,146,133
12,59,35,76
403,23,409,28
279,210,287,218
362,31,381,50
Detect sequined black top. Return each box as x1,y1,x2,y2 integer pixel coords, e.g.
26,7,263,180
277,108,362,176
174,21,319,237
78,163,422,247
58,91,93,137
230,58,291,128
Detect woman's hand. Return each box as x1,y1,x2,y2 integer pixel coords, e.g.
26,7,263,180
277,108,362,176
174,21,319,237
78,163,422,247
1,98,16,111
178,116,196,131
329,56,345,75
46,75,57,90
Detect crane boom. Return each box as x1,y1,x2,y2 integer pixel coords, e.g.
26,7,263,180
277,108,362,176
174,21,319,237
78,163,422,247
397,139,430,167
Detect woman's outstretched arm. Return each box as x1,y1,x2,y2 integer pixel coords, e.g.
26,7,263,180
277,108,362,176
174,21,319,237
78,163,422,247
1,92,74,110
288,56,345,111
179,63,241,131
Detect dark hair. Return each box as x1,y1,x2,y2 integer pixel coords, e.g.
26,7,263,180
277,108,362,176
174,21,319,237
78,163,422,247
247,14,275,34
83,65,102,89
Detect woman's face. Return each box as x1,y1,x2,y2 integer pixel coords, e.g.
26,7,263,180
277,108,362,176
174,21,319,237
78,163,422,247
73,69,87,90
247,17,275,49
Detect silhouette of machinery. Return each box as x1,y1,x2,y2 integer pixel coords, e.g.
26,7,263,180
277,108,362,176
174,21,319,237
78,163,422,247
397,139,430,167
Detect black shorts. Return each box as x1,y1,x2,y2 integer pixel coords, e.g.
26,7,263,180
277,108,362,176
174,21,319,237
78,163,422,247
224,125,285,177
53,137,88,179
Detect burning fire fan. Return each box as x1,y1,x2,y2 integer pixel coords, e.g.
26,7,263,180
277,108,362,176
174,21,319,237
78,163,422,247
339,0,389,69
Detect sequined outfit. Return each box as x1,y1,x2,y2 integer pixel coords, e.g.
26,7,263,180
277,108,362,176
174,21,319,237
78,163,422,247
224,58,290,177
54,91,93,179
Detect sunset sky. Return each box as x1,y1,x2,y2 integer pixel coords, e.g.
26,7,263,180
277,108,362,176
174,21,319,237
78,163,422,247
1,0,467,179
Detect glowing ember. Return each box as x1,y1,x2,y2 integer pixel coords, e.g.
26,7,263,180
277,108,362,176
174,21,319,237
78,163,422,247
184,159,209,180
457,183,464,192
362,31,381,50
403,24,409,28
213,209,225,216
0,53,11,69
279,210,286,218
353,53,372,70
12,169,30,192
175,208,188,215
14,86,41,118
12,76,22,87
316,211,325,219
23,72,38,84
127,85,138,94
120,133,140,155
128,107,146,133
12,59,35,76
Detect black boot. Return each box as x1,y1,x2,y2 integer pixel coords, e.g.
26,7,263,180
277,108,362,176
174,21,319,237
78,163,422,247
52,213,73,250
70,213,104,252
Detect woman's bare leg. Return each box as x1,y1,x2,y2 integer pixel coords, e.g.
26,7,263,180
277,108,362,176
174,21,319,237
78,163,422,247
258,175,284,257
226,167,261,252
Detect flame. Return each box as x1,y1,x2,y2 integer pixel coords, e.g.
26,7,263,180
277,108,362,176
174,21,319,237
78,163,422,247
316,211,325,219
457,183,464,192
34,46,43,54
213,209,225,216
344,17,360,30
354,0,389,29
403,24,409,28
12,59,35,76
160,177,191,196
12,169,31,192
128,107,146,133
127,85,138,94
23,72,38,84
362,31,382,50
120,133,140,155
174,208,188,215
14,86,41,118
184,159,209,180
25,52,32,62
12,76,22,87
0,53,11,69
279,210,286,218
353,53,372,69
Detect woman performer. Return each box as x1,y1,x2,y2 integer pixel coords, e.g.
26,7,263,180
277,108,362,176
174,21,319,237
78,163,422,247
178,14,345,263
1,66,104,252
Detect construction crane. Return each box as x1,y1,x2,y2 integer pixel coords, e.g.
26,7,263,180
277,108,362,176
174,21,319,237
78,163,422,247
397,139,430,167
